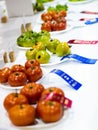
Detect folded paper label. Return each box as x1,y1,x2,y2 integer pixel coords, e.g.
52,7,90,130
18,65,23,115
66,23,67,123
42,92,72,108
60,54,97,64
50,69,82,90
5,0,33,17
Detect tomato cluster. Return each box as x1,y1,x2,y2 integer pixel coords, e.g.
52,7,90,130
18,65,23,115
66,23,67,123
0,59,43,87
41,10,67,32
3,85,65,126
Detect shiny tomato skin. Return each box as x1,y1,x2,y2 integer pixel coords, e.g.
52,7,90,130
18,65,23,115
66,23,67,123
25,59,40,69
11,64,26,73
26,66,43,82
8,72,27,87
36,100,64,123
0,67,12,83
8,104,35,126
41,87,65,100
51,21,59,31
3,92,29,111
20,82,45,104
41,21,52,32
57,21,66,31
58,10,67,17
41,13,52,22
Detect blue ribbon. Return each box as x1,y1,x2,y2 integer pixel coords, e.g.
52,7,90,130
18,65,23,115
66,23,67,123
60,54,97,64
50,69,82,90
85,18,98,25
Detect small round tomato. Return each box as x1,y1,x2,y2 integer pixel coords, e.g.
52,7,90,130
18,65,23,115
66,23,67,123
20,82,45,104
36,100,64,123
51,21,59,31
8,104,35,126
26,66,43,82
25,59,40,70
57,21,66,31
8,72,27,87
11,64,26,73
0,67,12,83
3,92,29,111
58,10,67,17
41,21,52,32
41,12,52,22
40,87,65,100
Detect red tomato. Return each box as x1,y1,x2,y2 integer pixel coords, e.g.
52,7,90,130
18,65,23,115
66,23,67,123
11,64,26,73
20,82,45,104
36,100,64,123
8,104,35,126
8,72,27,87
25,59,40,69
58,10,67,17
51,21,59,31
41,12,52,22
3,92,29,111
26,66,43,82
40,87,65,100
57,22,66,31
0,67,12,83
41,21,52,32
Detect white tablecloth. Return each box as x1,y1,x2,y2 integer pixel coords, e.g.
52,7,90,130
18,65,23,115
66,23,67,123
0,0,98,130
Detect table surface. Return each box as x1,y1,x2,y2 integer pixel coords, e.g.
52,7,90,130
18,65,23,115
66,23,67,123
0,0,98,130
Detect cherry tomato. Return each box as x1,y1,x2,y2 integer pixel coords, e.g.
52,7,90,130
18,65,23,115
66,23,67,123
57,22,66,31
41,21,52,32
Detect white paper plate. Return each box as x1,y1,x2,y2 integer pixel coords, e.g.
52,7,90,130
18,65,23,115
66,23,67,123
40,53,69,67
16,45,32,50
67,0,93,4
18,108,69,129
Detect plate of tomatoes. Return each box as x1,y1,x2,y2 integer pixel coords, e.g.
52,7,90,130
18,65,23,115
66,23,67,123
3,84,72,128
34,4,73,34
0,59,47,90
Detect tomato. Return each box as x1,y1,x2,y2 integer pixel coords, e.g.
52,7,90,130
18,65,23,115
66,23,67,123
57,21,66,31
20,82,45,104
26,66,43,82
41,12,52,22
11,64,26,73
0,67,12,83
3,92,29,111
8,104,35,126
58,10,67,17
36,100,64,123
51,21,59,31
8,72,27,87
41,21,52,32
25,59,40,69
40,87,65,100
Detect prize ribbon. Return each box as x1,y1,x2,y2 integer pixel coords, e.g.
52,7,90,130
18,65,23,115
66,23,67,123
60,54,97,64
50,69,82,90
43,92,72,108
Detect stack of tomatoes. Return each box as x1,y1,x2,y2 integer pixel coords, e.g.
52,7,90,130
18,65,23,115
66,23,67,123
0,59,43,87
41,10,67,32
3,85,65,126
